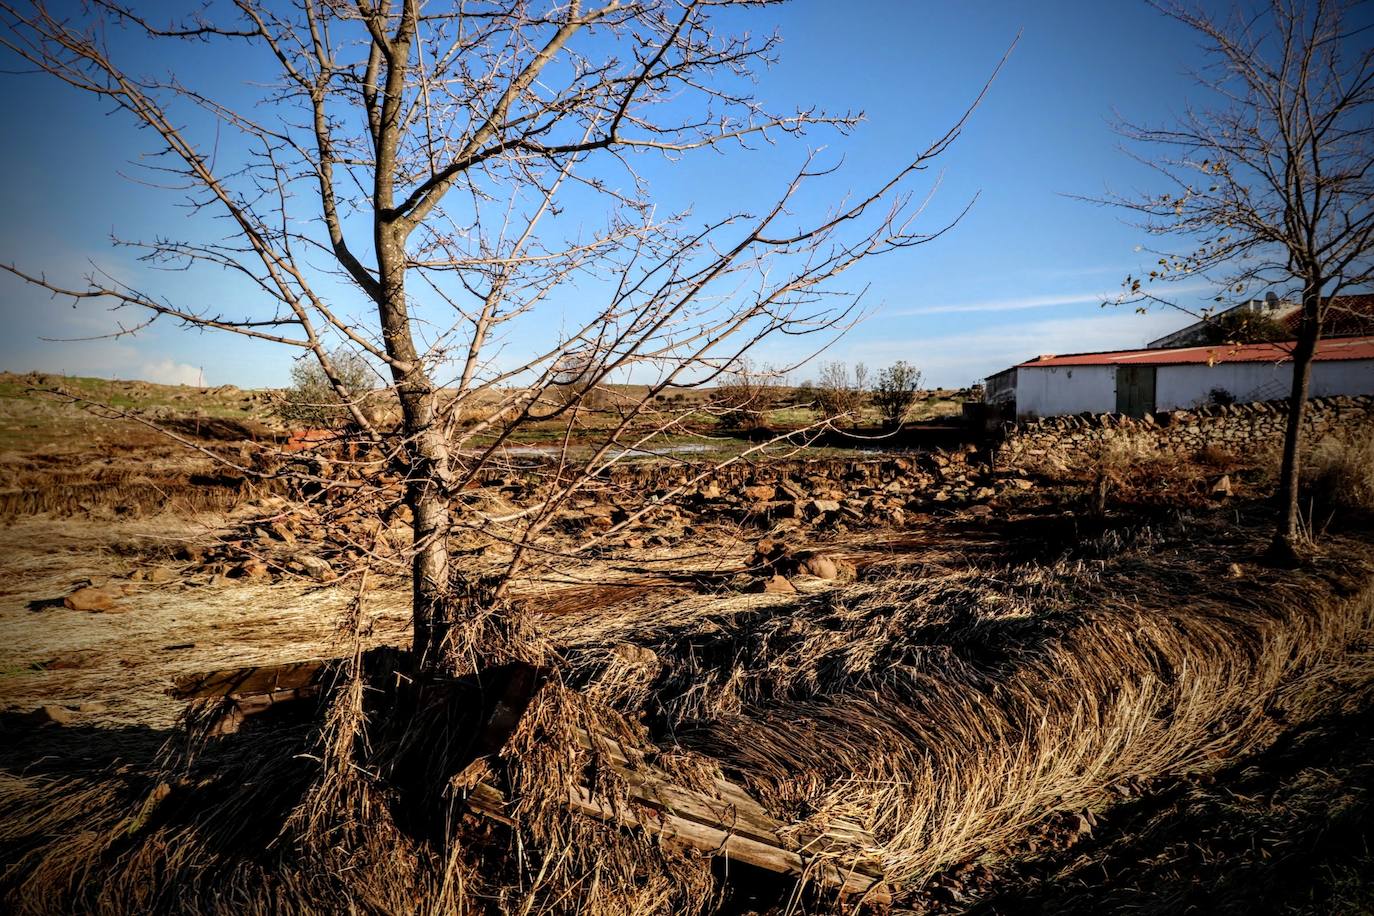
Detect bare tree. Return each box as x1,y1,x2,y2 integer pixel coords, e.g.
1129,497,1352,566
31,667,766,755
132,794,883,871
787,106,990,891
1110,0,1374,561
814,360,867,423
1,1,998,672
873,360,923,430
713,359,787,431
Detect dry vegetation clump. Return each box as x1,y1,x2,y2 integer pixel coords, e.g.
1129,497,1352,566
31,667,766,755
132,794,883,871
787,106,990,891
1019,430,1242,509
0,656,722,916
0,464,262,519
4,515,1374,914
1303,431,1374,516
556,517,1374,891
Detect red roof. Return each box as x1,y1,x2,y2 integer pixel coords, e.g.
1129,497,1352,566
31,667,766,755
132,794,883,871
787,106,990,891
1018,335,1374,368
1283,293,1374,338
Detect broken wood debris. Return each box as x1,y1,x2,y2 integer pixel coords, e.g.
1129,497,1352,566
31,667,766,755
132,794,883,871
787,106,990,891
170,658,891,902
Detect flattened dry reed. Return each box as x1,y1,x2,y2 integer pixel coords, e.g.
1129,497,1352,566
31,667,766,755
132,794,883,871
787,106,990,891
558,522,1374,891
3,518,1373,913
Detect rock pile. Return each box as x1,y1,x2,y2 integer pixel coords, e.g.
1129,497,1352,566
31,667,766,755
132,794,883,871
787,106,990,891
998,395,1374,465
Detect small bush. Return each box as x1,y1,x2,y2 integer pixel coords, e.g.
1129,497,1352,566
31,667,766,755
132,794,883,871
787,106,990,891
714,362,786,430
1207,387,1237,406
814,361,867,423
1304,432,1374,514
275,348,377,429
873,361,922,430
1194,443,1236,469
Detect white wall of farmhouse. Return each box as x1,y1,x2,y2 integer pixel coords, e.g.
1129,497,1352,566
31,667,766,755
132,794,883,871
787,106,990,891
1013,365,1117,418
1008,358,1374,417
1155,359,1374,410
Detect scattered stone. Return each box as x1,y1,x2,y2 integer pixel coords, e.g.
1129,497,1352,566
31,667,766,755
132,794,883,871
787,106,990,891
63,586,118,613
145,565,176,584
808,498,841,517
1211,474,1233,497
756,574,797,595
798,554,839,580
294,554,335,581
22,705,76,726
228,558,270,581
267,521,297,545
174,544,207,563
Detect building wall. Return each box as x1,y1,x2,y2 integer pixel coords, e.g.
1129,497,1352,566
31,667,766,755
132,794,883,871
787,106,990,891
997,395,1374,466
1013,365,1117,418
985,368,1017,407
1146,298,1298,349
1156,359,1374,410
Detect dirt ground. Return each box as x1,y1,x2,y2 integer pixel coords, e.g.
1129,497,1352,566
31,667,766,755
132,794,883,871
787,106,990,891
3,379,1374,914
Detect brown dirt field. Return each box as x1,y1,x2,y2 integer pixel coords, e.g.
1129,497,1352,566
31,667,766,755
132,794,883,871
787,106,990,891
3,379,1374,914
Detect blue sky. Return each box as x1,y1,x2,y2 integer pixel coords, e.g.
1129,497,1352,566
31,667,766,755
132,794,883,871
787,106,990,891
0,1,1239,388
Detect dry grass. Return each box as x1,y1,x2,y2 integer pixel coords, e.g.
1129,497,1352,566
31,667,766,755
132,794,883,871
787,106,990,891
3,510,1374,913
552,522,1374,895
1304,430,1374,515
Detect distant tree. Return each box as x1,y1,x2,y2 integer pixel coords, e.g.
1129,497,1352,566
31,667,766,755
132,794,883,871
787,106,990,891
546,347,608,412
1112,0,1374,562
715,361,787,431
873,361,922,430
1200,310,1290,345
814,360,868,423
276,348,376,429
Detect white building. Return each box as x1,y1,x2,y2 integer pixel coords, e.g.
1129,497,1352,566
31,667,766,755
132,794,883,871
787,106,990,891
1146,292,1296,349
985,336,1374,420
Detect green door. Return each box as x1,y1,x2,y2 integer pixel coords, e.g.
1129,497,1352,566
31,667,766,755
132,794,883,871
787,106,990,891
1115,365,1156,418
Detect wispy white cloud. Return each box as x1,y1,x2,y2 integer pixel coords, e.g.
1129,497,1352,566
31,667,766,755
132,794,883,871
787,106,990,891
889,281,1212,317
849,310,1186,388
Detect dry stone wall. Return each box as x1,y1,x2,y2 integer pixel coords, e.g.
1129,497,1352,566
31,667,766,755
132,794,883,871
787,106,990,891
996,395,1374,466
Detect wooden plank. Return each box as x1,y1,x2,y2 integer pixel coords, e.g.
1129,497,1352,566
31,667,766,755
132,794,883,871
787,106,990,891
568,726,888,900
171,659,327,699
462,772,889,902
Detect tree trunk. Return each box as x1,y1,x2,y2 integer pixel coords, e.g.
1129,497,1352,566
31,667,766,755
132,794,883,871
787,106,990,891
375,221,456,671
1269,290,1321,564
366,14,461,673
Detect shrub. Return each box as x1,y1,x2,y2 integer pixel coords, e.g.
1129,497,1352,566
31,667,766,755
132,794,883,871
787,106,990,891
714,361,786,430
1193,443,1236,469
547,348,608,411
814,361,867,423
275,348,377,429
1207,386,1237,406
1304,432,1374,514
873,361,922,430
